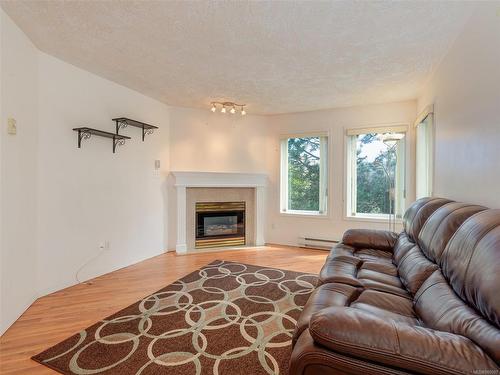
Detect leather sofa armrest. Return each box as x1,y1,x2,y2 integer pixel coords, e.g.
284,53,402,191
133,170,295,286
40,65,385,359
342,229,397,252
309,307,498,375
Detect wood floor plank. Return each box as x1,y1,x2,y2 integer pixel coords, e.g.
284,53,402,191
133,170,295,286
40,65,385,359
0,245,327,374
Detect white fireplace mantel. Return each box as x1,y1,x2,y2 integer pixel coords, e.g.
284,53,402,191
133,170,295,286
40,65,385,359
170,171,268,254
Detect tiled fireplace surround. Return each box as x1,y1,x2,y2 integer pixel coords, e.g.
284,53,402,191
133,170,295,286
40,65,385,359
170,172,267,253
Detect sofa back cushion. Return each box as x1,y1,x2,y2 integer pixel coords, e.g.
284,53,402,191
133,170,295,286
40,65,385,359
414,270,500,363
417,202,487,263
396,246,437,295
441,209,500,328
392,233,415,264
403,197,452,242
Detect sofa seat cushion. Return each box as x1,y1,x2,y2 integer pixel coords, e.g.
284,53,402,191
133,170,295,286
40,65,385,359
320,246,410,298
357,269,403,288
354,290,416,317
319,258,361,287
358,279,410,299
360,261,398,276
294,284,417,346
351,290,419,325
309,307,499,375
355,248,393,263
292,283,359,344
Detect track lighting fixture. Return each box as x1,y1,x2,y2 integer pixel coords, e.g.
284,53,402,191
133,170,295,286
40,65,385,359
210,101,247,115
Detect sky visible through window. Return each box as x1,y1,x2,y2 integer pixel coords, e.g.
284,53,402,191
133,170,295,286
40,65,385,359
357,135,387,162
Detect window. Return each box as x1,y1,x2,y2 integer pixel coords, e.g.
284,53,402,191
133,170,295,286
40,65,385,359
280,134,328,215
346,126,407,220
416,111,434,199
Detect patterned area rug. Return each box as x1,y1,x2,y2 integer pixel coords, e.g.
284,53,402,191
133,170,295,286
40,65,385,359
33,260,318,374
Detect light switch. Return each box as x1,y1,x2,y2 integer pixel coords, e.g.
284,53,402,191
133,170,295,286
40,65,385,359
7,118,17,135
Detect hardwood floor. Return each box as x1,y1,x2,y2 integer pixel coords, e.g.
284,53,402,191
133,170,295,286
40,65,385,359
0,245,327,374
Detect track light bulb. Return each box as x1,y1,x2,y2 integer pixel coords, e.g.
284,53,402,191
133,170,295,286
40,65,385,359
210,101,246,115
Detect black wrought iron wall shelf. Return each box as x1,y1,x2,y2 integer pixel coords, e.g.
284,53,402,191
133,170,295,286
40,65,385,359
73,127,131,153
112,117,159,141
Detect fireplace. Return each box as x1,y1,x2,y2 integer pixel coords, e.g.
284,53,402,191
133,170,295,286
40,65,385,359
195,202,245,248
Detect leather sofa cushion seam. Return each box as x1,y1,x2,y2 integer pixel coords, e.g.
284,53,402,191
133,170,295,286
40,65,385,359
295,352,407,375
396,247,416,267
413,277,443,304
310,326,470,375
391,320,402,355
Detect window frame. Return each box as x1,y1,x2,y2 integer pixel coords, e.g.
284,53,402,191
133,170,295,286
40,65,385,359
344,124,409,222
415,107,434,199
279,131,330,217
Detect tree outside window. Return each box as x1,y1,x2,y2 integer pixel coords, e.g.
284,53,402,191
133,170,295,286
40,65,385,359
346,128,406,220
281,135,328,215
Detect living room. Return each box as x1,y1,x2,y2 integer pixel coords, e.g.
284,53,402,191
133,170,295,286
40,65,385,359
0,1,499,374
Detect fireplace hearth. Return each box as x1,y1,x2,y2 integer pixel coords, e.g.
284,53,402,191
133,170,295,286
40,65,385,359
195,202,245,248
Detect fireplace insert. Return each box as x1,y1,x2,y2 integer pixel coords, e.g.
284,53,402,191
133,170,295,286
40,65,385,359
195,202,245,248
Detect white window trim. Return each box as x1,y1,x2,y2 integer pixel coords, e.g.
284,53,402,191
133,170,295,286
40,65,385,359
343,124,409,222
344,213,403,224
415,105,435,199
279,131,330,217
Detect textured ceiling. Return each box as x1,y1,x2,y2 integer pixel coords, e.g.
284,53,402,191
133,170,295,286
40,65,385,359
1,1,476,114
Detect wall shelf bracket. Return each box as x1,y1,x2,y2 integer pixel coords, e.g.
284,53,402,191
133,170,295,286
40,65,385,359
73,127,131,153
113,117,158,141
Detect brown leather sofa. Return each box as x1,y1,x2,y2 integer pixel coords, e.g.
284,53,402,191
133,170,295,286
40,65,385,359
290,197,500,374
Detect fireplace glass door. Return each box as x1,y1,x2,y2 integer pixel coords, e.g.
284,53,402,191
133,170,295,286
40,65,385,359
195,202,245,248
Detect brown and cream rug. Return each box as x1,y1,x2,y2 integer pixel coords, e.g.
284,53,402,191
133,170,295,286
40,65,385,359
33,260,317,374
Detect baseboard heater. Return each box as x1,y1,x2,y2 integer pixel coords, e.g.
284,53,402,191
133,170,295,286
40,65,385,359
298,236,339,250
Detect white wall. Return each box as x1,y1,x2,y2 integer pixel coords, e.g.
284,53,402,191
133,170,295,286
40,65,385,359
0,9,39,334
417,3,500,208
36,53,170,296
169,107,271,173
266,101,417,245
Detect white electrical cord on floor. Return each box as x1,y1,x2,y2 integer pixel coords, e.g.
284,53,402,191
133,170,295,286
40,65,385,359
75,250,104,285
